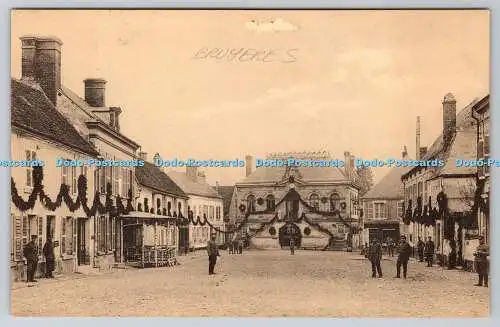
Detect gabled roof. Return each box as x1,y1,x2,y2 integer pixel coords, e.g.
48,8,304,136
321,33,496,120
11,78,99,156
363,165,411,199
166,171,222,199
136,162,187,198
402,98,478,180
216,186,235,215
60,85,140,150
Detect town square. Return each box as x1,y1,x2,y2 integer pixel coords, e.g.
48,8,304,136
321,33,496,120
9,10,490,317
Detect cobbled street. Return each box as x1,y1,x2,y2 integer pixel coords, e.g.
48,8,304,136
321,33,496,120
11,250,489,317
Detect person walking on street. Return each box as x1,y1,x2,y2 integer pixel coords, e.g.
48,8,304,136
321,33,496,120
23,235,39,283
42,236,55,278
395,235,412,279
290,237,295,255
424,236,435,267
417,237,425,262
368,238,383,278
207,234,220,275
474,235,489,287
387,238,395,257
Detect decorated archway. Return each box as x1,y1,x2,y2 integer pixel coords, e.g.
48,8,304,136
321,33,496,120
279,223,302,248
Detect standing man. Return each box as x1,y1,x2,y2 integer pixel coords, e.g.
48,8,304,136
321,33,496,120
290,236,295,255
42,236,55,278
387,238,395,257
417,237,425,262
473,235,489,287
395,235,412,279
368,238,383,278
424,236,435,267
207,233,220,275
23,235,39,283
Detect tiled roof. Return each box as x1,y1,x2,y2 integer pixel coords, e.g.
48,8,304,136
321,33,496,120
216,186,235,215
136,162,187,198
166,171,222,199
403,99,478,179
240,165,347,184
11,78,99,156
363,165,410,199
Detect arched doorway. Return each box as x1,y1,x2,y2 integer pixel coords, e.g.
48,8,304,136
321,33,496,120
279,223,302,248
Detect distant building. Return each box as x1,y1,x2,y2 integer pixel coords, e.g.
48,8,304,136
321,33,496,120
401,93,479,267
167,167,224,250
361,148,410,246
233,151,361,250
214,184,237,242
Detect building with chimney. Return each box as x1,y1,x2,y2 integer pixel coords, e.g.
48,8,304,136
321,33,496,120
401,93,479,268
10,76,100,282
16,35,142,272
232,151,361,250
360,147,410,246
166,167,224,250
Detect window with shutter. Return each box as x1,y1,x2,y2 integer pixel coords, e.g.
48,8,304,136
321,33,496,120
73,219,78,255
107,217,112,252
14,215,24,261
37,216,43,258
72,166,77,194
485,135,490,156
61,218,66,255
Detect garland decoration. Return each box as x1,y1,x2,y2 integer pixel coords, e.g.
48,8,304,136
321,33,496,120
304,227,311,236
269,226,276,236
340,202,347,210
320,197,328,204
11,165,135,218
403,200,412,225
257,198,264,206
239,204,246,212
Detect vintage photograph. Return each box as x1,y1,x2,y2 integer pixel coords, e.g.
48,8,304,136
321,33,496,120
9,9,489,317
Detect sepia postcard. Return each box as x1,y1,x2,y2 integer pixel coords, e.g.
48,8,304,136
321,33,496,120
9,9,490,317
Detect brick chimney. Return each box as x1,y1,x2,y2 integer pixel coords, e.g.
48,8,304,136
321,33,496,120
416,116,421,160
197,171,206,183
20,35,63,105
402,145,408,159
138,151,148,161
186,166,198,182
245,155,254,177
419,147,428,159
443,93,457,146
344,151,351,178
215,181,220,193
109,106,121,131
84,78,107,107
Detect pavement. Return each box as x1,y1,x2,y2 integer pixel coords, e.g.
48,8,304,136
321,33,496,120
10,250,489,317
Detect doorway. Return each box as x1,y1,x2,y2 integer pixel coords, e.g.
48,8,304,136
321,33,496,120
77,219,89,265
279,223,302,248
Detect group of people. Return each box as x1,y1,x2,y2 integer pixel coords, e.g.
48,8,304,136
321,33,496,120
23,234,55,283
365,234,489,286
416,236,436,267
366,235,412,278
227,237,243,255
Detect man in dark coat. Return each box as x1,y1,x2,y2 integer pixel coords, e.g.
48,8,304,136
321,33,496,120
23,235,39,283
43,236,55,278
395,235,412,278
474,236,489,287
387,237,395,257
417,237,425,262
368,238,383,278
207,234,220,275
424,236,435,267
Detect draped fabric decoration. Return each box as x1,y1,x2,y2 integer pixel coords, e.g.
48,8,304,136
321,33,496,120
413,196,423,223
403,200,412,225
11,166,132,217
437,191,454,241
